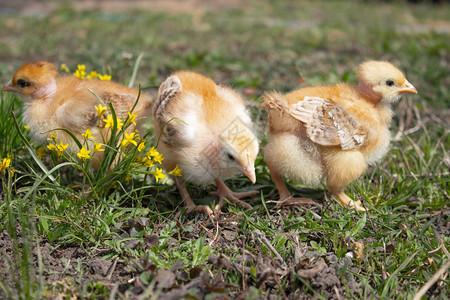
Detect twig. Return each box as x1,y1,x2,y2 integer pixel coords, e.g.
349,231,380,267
403,105,423,135
58,259,71,280
441,239,450,259
334,285,342,300
412,259,450,300
210,219,220,247
198,223,215,240
242,236,246,291
391,172,450,179
271,268,288,300
428,243,443,254
400,149,418,181
293,235,306,264
253,230,285,266
106,257,119,280
108,283,118,300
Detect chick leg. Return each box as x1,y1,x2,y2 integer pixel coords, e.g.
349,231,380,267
267,163,315,207
325,151,367,212
174,177,213,216
211,179,257,214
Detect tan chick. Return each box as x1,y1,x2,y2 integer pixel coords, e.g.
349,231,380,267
3,61,153,167
153,71,259,215
262,61,418,211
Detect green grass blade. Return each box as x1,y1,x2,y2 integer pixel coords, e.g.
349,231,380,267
128,52,144,88
10,111,58,185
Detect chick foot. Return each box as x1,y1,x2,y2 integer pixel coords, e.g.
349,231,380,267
211,179,257,214
334,191,366,212
268,164,316,207
184,203,214,217
174,177,214,218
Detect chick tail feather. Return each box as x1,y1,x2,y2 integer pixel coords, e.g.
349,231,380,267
262,91,290,115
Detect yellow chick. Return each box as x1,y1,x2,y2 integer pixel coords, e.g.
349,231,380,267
3,61,153,167
153,71,259,215
262,61,418,211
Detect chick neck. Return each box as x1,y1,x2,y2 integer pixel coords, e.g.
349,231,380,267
32,79,57,102
358,81,382,104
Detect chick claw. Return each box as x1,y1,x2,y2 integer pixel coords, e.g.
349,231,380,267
335,192,366,212
185,204,214,217
211,179,257,215
346,200,366,212
175,198,214,219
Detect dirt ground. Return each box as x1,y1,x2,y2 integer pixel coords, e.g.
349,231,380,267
0,209,369,299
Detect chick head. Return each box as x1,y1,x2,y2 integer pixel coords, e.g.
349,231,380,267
3,61,58,101
356,61,417,103
216,118,259,183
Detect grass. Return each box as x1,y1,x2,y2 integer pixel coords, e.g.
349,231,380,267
0,0,449,299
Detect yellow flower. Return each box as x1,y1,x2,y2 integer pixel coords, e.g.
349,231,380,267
169,165,183,177
137,141,145,152
47,143,56,151
153,153,164,164
86,71,99,80
103,114,114,128
125,174,132,182
153,168,165,183
74,65,86,79
74,70,83,78
82,128,93,139
60,63,70,73
126,112,137,126
47,133,57,142
103,115,123,130
0,158,11,174
116,118,124,130
95,104,107,118
121,132,138,148
8,167,16,178
57,142,68,157
77,146,91,161
37,147,46,159
143,158,154,168
98,74,111,81
24,125,30,130
94,142,105,152
147,147,159,158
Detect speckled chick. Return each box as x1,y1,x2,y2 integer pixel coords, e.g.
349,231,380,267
262,61,417,211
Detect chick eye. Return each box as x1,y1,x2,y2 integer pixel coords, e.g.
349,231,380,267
17,79,31,88
225,152,235,161
385,80,395,87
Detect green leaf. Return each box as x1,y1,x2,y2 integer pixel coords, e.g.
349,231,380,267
350,213,367,237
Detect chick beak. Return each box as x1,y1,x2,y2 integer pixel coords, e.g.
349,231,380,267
240,164,256,184
2,80,16,92
399,79,418,94
239,152,256,184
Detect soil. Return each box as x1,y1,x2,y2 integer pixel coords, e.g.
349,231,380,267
0,208,369,299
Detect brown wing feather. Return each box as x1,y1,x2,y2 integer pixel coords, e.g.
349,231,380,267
152,75,182,119
101,92,134,120
152,75,189,147
289,96,366,150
